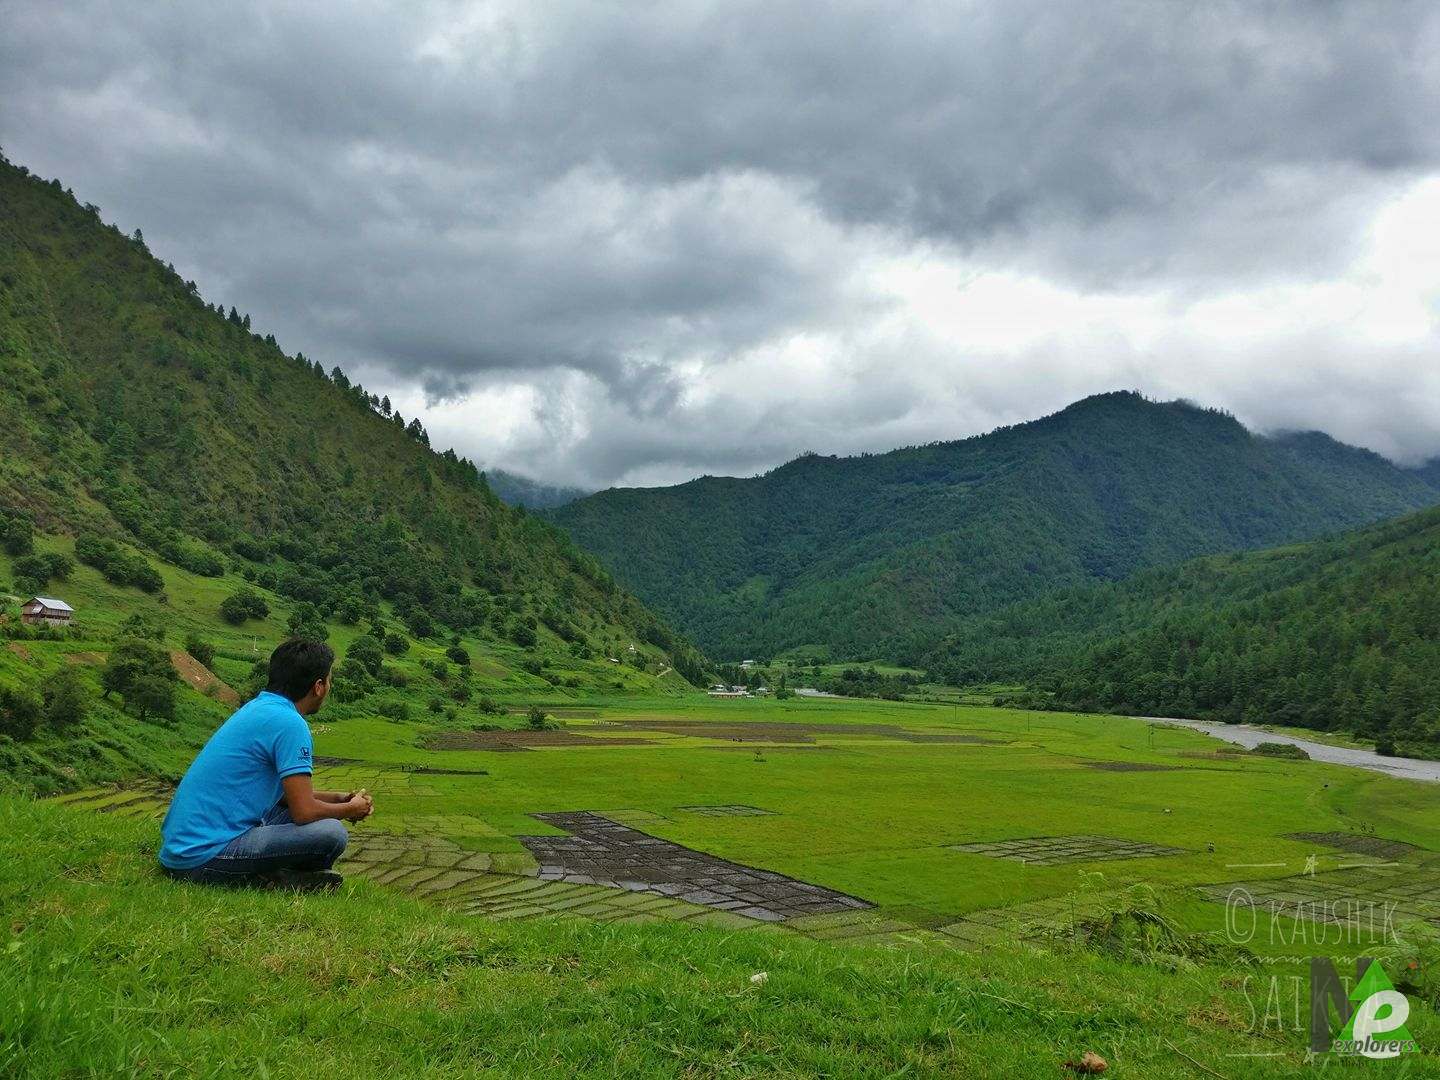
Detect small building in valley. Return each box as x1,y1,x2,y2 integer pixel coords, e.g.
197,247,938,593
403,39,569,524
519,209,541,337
21,596,74,626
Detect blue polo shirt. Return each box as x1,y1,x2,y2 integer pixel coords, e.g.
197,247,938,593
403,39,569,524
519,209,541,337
159,691,314,869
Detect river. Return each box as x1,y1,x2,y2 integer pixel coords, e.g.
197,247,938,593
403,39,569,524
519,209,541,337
1146,717,1440,784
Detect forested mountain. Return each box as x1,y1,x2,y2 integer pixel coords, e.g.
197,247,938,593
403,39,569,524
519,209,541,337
925,505,1440,754
485,469,589,510
551,393,1440,661
0,155,708,684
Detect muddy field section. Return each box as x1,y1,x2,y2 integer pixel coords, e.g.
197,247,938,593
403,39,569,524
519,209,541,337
424,730,656,751
606,719,1007,745
1283,831,1422,860
520,810,872,921
949,834,1187,865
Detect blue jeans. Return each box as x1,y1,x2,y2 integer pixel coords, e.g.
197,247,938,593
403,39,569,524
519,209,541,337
166,801,348,886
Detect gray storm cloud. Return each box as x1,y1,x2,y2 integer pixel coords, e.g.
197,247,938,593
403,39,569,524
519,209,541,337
3,1,1438,487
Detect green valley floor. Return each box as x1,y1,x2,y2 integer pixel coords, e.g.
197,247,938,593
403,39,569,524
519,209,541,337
11,695,1440,1075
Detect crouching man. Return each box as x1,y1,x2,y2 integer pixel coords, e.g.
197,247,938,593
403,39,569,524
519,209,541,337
159,639,373,891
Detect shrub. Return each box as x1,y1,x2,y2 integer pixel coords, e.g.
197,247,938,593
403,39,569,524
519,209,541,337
383,631,410,656
1375,735,1397,757
117,613,165,642
346,636,384,678
74,533,163,592
526,705,549,731
127,674,177,723
159,539,224,577
477,695,503,715
446,644,470,667
42,667,89,730
1249,741,1310,760
376,699,411,723
12,552,72,589
231,536,271,562
184,633,215,670
0,686,43,740
405,609,434,639
428,696,445,714
332,657,374,701
509,622,537,648
219,587,270,625
286,602,328,642
1,511,35,556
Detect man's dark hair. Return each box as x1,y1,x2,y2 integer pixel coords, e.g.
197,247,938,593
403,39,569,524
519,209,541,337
266,639,335,701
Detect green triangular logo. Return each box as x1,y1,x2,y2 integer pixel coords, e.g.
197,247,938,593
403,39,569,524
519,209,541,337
1337,962,1415,1048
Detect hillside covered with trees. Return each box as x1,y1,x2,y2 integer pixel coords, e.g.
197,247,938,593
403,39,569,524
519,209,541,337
0,154,710,687
551,393,1440,661
925,505,1440,755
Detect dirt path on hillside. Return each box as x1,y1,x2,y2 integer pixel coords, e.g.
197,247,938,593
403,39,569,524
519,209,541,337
170,650,240,705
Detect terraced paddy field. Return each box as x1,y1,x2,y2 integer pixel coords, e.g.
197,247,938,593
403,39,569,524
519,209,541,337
53,694,1440,955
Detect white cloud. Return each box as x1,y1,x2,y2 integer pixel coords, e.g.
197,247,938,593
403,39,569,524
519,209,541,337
4,1,1439,486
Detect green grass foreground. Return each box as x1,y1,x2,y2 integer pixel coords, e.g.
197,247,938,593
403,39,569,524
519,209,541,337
1,794,1374,1079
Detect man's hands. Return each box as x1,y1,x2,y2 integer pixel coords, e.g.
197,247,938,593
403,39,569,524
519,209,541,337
283,774,376,825
342,788,374,821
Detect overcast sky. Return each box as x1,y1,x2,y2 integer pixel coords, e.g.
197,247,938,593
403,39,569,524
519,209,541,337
4,2,1439,488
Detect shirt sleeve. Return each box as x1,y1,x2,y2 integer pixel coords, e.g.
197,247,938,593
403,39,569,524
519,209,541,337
272,716,314,779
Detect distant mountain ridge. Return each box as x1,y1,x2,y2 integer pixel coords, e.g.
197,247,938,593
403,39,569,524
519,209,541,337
485,469,590,510
550,392,1440,661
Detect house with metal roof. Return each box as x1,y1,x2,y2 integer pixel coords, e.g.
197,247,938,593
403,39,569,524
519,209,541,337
20,597,74,626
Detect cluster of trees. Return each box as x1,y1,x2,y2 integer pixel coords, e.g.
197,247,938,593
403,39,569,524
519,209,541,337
926,506,1440,754
329,625,419,702
219,588,270,625
100,636,178,723
74,534,164,593
10,551,74,594
821,666,922,701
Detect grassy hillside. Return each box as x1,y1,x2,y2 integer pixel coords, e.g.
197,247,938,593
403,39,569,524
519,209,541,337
0,152,713,787
0,523,697,793
0,153,707,686
925,504,1440,754
7,781,1430,1077
551,392,1440,663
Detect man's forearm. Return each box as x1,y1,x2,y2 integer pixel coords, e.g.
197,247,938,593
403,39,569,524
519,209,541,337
313,790,350,803
289,794,357,824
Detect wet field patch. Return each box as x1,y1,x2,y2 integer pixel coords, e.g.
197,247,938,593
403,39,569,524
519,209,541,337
677,804,777,817
1283,831,1422,860
423,730,656,751
949,834,1187,865
609,719,1007,745
519,811,871,921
